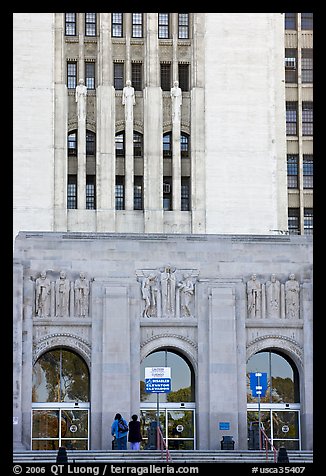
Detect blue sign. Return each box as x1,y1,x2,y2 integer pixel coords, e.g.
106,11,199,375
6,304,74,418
145,378,171,393
250,372,268,397
219,422,230,430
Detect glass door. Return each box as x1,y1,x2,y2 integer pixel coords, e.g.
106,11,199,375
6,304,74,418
140,404,196,449
32,403,89,450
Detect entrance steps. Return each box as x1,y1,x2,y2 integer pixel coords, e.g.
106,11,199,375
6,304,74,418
13,449,313,464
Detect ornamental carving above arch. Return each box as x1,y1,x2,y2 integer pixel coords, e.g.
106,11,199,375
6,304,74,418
246,334,303,369
33,333,91,368
140,333,198,374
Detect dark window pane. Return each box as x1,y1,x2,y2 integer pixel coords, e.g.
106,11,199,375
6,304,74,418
161,64,171,91
68,132,77,156
115,133,125,156
114,63,124,90
303,155,313,188
285,13,296,30
288,208,300,235
67,175,77,209
115,177,125,210
134,176,143,210
286,102,297,135
133,132,143,157
86,175,96,209
163,133,172,158
181,134,189,158
178,64,189,91
85,62,95,89
302,102,313,136
287,155,298,188
181,178,190,211
304,208,313,235
301,49,313,83
301,13,313,30
132,63,142,91
86,131,95,155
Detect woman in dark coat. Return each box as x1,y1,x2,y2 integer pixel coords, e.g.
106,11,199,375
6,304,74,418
128,414,143,450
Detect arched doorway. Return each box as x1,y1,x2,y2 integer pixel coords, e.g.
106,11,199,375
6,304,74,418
247,350,301,450
32,348,90,450
140,349,196,449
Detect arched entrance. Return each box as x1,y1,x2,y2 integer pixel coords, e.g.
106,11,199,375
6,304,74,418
247,350,301,450
140,349,196,449
32,348,90,450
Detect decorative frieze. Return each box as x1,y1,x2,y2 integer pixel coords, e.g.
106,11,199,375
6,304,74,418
33,271,91,319
246,273,301,320
137,265,198,319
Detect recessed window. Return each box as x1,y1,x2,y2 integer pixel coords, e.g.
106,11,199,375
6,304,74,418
115,132,125,157
181,133,190,159
85,13,96,36
288,208,300,235
285,49,297,83
303,155,313,189
301,13,313,30
181,178,190,211
67,175,77,209
286,102,298,136
287,155,298,189
302,102,313,136
86,175,96,210
161,63,171,91
112,13,123,37
284,13,296,30
68,131,77,156
178,14,189,39
178,64,189,91
133,132,143,157
304,208,313,235
134,176,143,210
132,13,143,38
163,133,172,158
67,62,77,89
163,177,172,210
115,176,125,210
65,13,76,36
301,49,313,83
132,63,142,91
114,62,124,90
158,13,170,39
86,131,96,156
85,62,95,90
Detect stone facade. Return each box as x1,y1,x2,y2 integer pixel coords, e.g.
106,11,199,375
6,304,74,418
13,232,313,450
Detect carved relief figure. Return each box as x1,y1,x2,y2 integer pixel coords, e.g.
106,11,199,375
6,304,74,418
141,273,158,318
75,79,87,120
285,273,300,319
266,274,281,319
122,80,135,122
178,274,194,317
74,272,90,317
55,270,70,317
247,274,262,318
161,265,176,316
35,271,51,317
170,80,182,122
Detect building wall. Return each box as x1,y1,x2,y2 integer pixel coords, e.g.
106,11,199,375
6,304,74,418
13,13,55,241
205,13,288,234
13,13,290,240
13,232,313,450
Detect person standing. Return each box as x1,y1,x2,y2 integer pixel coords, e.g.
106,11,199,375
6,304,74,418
128,414,143,450
111,413,128,450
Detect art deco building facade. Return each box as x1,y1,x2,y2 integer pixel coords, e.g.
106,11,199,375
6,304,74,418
13,13,313,452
